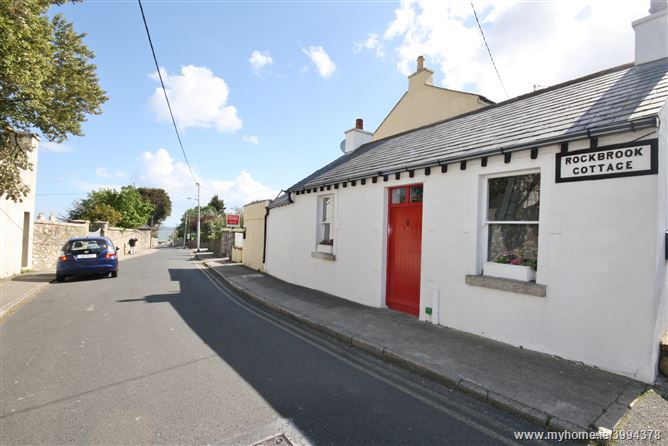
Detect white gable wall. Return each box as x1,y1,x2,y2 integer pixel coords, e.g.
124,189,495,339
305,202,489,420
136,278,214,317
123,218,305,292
266,128,665,383
0,136,38,278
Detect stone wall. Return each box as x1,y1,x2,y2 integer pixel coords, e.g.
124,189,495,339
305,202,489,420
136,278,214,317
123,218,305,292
32,219,153,271
211,229,244,258
32,218,88,271
97,223,152,254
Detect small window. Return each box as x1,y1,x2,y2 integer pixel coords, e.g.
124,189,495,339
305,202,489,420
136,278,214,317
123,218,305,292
317,195,335,245
390,185,422,205
410,185,423,203
485,173,540,275
391,188,406,204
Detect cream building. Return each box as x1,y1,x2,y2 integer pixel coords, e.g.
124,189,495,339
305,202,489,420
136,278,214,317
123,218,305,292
372,56,494,141
1,134,39,278
242,200,270,271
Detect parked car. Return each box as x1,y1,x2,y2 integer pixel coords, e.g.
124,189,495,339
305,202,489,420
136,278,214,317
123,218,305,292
56,236,119,283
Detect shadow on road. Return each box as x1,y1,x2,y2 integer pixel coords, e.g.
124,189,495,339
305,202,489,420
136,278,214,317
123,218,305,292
10,273,54,283
113,266,551,446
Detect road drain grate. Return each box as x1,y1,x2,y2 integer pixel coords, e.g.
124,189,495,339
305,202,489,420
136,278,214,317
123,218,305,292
252,433,292,446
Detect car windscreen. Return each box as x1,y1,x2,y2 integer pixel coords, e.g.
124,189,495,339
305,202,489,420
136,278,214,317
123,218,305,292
62,239,110,254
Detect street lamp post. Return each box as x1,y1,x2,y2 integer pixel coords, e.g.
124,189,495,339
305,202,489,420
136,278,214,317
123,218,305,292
196,182,201,253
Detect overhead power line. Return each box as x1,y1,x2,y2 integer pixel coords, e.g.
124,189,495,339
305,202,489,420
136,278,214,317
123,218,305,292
471,2,509,99
137,0,197,182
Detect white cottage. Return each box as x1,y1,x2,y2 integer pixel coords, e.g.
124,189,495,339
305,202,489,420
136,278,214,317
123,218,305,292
265,6,668,384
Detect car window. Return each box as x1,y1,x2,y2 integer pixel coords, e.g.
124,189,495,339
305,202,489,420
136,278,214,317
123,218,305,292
62,239,110,254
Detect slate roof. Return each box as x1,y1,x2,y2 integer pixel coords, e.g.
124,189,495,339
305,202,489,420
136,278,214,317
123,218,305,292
270,58,668,208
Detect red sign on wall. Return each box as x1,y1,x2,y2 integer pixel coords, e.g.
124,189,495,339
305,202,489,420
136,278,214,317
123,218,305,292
226,214,240,227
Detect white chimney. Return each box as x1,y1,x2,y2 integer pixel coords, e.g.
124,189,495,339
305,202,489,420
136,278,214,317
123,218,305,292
633,1,667,65
343,118,373,154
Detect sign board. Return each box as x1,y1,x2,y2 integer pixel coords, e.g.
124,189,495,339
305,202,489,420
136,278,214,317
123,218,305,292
556,139,658,183
226,213,240,227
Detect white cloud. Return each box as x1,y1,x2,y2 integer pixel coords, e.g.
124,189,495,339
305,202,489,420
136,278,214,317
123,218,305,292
131,148,277,225
208,171,278,208
40,141,74,153
148,65,242,132
249,50,273,76
370,0,647,101
302,46,336,79
242,135,260,145
69,179,122,192
95,167,126,179
96,167,112,178
353,33,385,58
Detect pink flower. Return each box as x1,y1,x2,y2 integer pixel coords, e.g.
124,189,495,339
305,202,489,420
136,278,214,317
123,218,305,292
510,258,522,265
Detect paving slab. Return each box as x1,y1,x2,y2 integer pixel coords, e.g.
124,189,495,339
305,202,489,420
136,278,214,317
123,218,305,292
198,254,662,433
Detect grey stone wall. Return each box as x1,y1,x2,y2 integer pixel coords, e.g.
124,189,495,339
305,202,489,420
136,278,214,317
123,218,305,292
102,225,152,254
32,219,88,271
32,219,153,271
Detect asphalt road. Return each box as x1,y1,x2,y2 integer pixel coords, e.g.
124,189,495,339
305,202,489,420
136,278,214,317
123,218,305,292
0,248,562,445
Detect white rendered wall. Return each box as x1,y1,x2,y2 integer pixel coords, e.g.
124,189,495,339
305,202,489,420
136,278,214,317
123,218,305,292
0,137,38,278
266,129,665,382
633,9,668,65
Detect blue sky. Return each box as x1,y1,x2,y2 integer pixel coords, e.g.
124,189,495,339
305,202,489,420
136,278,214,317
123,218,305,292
36,0,647,226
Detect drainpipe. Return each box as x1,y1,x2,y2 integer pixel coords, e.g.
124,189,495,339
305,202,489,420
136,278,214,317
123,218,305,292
262,206,269,264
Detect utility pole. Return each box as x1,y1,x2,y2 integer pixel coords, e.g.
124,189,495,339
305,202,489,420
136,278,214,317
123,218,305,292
196,182,201,252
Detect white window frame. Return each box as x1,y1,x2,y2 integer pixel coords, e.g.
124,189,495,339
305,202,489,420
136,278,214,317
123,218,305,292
316,194,335,251
480,169,540,282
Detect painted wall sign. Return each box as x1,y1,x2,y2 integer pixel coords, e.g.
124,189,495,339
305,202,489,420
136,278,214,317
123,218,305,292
555,139,658,183
226,214,240,227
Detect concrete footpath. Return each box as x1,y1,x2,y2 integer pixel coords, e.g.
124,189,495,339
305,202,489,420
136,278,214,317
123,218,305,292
0,248,159,319
198,253,663,434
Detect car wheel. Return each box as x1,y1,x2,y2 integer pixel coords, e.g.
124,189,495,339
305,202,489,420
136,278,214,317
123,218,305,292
111,271,118,278
56,275,65,283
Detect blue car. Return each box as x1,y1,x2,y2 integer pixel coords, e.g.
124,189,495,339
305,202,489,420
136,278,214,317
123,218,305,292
56,236,119,283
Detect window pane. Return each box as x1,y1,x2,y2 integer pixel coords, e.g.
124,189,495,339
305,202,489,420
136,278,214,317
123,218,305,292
391,188,406,204
488,174,540,221
410,186,423,203
488,224,538,269
322,223,331,241
322,197,333,222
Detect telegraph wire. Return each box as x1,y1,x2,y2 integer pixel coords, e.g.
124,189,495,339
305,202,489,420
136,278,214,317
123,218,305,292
137,0,197,182
471,2,509,99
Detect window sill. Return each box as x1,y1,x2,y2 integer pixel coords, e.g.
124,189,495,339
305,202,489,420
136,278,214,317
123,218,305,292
465,274,546,297
311,251,336,261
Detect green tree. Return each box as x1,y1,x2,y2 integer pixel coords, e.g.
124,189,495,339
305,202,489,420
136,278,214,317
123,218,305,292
176,205,225,241
137,187,172,227
69,186,154,229
208,194,226,213
1,0,108,201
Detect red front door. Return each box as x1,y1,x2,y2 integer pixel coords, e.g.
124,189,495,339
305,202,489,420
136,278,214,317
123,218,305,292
386,184,423,316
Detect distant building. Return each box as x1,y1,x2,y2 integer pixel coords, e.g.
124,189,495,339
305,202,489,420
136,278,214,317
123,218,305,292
265,6,668,384
1,134,39,278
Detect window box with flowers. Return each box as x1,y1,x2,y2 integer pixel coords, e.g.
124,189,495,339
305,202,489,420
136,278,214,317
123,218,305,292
316,238,334,254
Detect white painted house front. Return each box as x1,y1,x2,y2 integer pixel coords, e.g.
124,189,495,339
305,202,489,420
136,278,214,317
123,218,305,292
0,134,38,279
265,7,668,384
